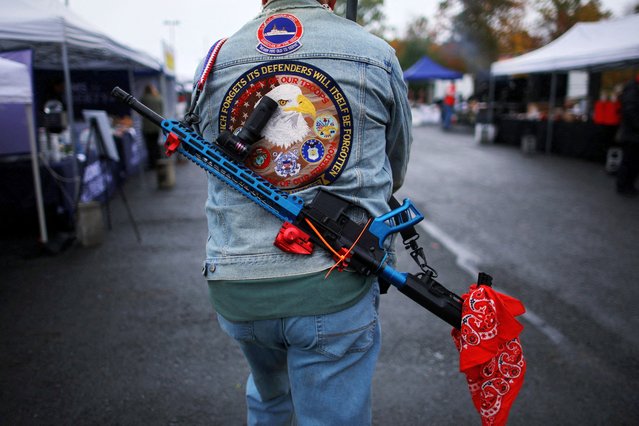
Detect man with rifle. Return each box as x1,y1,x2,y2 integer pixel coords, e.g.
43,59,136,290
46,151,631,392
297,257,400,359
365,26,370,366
113,0,527,424
192,0,410,424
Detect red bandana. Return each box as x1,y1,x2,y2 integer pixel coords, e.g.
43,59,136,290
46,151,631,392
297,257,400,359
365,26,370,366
452,284,527,426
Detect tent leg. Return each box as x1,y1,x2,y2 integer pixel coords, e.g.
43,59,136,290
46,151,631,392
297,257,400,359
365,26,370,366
545,72,557,154
61,41,76,145
127,69,135,95
487,74,495,124
61,40,80,205
160,73,169,117
26,103,48,244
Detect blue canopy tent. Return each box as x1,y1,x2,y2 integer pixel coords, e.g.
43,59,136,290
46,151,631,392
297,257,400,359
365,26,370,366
403,56,462,81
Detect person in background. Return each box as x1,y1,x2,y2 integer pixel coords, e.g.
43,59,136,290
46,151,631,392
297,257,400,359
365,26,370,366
442,81,456,130
616,74,639,196
140,83,164,169
192,0,412,424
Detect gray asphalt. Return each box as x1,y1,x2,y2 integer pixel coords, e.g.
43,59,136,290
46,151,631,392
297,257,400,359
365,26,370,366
1,124,638,425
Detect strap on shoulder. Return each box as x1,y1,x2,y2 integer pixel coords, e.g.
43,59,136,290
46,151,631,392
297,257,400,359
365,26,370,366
183,38,229,126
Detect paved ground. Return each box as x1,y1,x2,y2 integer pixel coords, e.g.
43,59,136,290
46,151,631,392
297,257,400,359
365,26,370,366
1,124,638,425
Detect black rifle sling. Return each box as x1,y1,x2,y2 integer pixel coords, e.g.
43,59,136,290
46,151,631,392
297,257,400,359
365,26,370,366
388,195,436,282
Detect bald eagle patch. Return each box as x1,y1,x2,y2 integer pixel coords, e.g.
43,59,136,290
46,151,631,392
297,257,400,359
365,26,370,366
218,61,352,192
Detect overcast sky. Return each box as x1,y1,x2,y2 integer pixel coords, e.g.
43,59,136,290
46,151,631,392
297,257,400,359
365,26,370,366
62,0,636,81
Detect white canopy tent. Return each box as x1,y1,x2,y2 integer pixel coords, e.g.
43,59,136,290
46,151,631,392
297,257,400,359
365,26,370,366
0,0,165,243
489,14,639,153
0,57,48,243
492,14,639,76
0,0,161,72
0,0,163,150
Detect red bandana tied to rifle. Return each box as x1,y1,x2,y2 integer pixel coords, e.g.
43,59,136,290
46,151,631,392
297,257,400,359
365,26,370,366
452,283,527,425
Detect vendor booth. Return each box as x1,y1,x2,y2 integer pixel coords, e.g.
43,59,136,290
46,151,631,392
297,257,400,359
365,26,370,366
403,56,469,126
0,0,166,239
404,56,463,81
489,14,639,160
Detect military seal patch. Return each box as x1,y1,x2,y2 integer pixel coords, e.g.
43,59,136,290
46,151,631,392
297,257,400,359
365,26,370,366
218,61,353,192
248,147,271,170
256,13,303,56
302,139,325,163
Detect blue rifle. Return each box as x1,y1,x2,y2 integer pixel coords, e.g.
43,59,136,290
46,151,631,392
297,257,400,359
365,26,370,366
111,86,466,328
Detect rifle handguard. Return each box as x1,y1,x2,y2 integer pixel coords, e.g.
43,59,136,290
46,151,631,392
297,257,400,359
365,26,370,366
398,273,463,329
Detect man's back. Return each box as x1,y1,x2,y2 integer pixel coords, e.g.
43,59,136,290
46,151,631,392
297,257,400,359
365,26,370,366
195,0,411,280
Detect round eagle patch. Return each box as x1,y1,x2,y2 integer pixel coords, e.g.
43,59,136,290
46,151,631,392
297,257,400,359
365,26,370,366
218,61,353,192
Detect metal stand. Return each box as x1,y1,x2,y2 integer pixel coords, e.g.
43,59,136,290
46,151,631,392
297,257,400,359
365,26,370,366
75,118,141,243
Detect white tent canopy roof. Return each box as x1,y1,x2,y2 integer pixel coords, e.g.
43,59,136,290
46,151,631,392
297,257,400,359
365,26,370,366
0,57,32,103
0,0,161,71
491,14,639,76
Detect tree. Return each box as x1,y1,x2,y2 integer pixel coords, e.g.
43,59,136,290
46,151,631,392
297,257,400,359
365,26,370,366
534,0,611,42
437,0,530,72
498,9,545,58
394,16,434,70
334,0,388,36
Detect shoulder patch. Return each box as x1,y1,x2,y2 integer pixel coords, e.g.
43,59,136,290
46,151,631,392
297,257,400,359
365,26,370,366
218,61,353,192
256,13,303,56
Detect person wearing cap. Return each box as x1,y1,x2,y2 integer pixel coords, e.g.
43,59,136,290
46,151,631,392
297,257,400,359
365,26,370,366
193,1,411,424
140,83,164,169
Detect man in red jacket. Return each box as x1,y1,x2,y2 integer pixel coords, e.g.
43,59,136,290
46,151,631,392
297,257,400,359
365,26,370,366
442,81,456,130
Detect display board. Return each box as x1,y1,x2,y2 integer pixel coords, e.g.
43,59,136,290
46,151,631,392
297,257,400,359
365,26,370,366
82,109,119,162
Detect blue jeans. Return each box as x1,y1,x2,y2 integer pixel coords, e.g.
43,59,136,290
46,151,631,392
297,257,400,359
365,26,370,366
216,282,381,426
442,104,454,130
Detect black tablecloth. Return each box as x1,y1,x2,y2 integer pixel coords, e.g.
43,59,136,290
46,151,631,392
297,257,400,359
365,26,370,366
0,127,146,235
0,154,117,235
495,118,618,162
0,156,76,233
114,129,146,178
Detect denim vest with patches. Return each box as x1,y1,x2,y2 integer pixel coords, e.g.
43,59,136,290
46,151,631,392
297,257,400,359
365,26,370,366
195,0,412,280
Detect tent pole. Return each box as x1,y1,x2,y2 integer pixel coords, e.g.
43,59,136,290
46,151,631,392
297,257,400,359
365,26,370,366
545,72,557,154
160,72,168,115
61,39,79,200
487,74,495,123
26,103,48,244
128,69,135,96
61,41,76,147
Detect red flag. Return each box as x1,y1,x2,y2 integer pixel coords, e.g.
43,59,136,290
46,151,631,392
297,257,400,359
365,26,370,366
452,284,527,426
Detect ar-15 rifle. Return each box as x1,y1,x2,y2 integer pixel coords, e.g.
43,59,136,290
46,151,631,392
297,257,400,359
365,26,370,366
111,87,467,328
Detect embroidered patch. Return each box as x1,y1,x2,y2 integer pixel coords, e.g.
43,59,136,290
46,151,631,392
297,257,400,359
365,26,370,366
301,139,325,163
256,13,303,56
273,150,301,177
314,114,338,139
218,61,353,192
248,147,271,170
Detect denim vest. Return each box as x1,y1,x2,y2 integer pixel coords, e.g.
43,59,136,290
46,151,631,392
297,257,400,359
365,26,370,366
195,0,412,280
